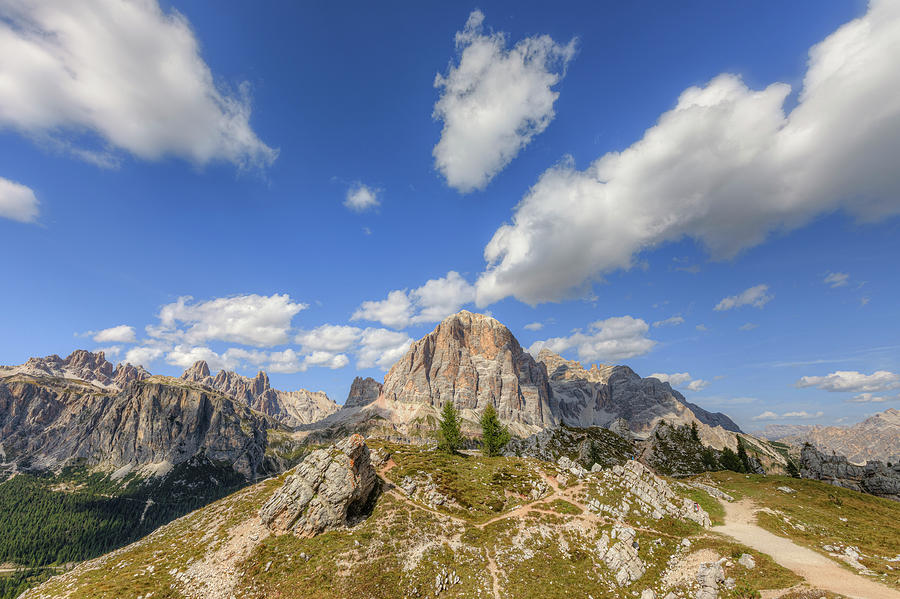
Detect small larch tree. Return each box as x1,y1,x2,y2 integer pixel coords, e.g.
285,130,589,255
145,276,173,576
438,401,463,454
480,403,510,457
736,437,752,473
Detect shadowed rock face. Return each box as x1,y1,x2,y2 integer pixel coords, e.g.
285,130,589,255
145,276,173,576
800,443,900,502
343,376,383,409
380,311,555,428
0,376,272,479
181,362,339,427
259,434,377,536
537,350,741,434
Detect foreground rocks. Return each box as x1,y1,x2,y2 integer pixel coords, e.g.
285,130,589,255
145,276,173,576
800,443,900,501
260,434,377,536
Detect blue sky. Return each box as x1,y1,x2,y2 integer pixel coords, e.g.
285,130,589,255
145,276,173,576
1,0,898,430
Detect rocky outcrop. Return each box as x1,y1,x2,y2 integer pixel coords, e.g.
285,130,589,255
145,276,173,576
0,350,148,390
343,376,382,409
259,434,377,536
380,311,555,428
760,409,900,464
503,425,635,469
585,461,711,527
181,361,339,427
0,375,274,479
799,444,900,501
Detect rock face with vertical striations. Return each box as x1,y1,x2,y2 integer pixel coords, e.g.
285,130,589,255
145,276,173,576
379,311,555,429
180,362,339,427
343,376,383,409
259,434,377,536
537,349,741,435
0,374,275,479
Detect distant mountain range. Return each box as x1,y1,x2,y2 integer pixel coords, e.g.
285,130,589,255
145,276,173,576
757,408,900,464
1,310,751,480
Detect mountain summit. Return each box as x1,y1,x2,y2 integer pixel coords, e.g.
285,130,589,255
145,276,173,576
180,361,339,427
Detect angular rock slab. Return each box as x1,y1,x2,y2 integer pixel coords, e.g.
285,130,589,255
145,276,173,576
259,434,377,536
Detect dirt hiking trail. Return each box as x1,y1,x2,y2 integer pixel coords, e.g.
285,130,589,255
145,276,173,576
714,499,900,599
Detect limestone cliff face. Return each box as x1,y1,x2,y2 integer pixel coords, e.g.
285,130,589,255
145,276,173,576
180,362,339,427
0,350,149,390
800,443,900,501
537,350,741,434
343,376,382,409
361,311,742,439
380,311,555,428
0,375,272,479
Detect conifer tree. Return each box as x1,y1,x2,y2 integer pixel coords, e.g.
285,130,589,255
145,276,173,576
480,403,510,457
737,437,752,473
438,401,462,454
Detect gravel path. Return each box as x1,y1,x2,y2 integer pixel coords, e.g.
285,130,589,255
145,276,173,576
715,499,900,599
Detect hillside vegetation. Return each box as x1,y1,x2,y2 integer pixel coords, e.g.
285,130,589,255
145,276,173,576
22,440,808,599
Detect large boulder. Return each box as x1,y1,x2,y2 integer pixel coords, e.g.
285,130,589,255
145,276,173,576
259,434,377,536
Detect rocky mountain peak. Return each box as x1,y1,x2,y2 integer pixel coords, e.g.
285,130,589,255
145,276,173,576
252,370,270,395
178,362,338,427
182,360,211,381
537,349,615,383
380,310,555,429
2,349,146,390
344,376,382,409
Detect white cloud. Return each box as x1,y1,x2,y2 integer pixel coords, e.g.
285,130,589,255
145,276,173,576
686,379,710,392
411,271,477,324
222,347,269,367
752,409,823,421
344,183,380,212
649,371,709,392
97,346,122,360
475,1,900,305
824,272,849,287
695,324,709,332
266,349,349,374
0,0,275,168
123,345,166,368
153,294,306,347
351,271,475,329
91,325,137,344
796,370,900,393
739,322,759,331
847,392,896,403
524,322,544,331
529,315,656,363
432,10,576,192
356,328,413,370
783,411,824,419
351,290,413,329
296,324,363,353
265,349,303,374
649,372,692,387
165,345,237,372
653,316,684,327
0,177,39,223
302,351,350,370
752,411,779,421
714,285,773,311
